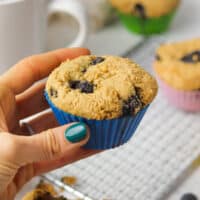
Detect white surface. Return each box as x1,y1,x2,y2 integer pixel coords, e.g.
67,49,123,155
0,0,46,72
0,0,88,74
17,0,200,199
48,21,144,56
84,22,144,56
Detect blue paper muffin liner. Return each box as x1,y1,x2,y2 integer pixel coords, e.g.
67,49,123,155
45,92,149,150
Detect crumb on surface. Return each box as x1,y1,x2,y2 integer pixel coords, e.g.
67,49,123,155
61,176,77,186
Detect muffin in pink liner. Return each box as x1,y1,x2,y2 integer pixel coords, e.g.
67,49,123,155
158,78,200,112
154,38,200,112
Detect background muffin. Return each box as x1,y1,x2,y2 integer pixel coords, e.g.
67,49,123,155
45,55,158,149
22,189,67,200
109,0,180,34
154,38,200,112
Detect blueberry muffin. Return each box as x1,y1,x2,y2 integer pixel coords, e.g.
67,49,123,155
154,38,200,90
154,38,200,112
109,0,180,34
45,55,158,149
46,55,157,119
110,0,180,18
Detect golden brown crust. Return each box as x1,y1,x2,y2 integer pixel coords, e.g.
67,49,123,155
46,55,157,120
109,0,180,17
154,38,200,90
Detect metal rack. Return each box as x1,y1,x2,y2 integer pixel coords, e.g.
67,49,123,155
40,37,200,200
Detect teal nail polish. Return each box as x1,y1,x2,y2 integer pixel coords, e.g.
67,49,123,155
65,122,87,143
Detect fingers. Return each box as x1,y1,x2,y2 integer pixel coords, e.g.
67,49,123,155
16,81,50,119
12,164,35,194
20,110,102,180
0,48,90,94
0,123,94,195
13,123,90,164
34,148,100,175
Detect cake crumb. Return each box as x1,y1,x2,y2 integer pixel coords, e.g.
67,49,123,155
61,176,77,186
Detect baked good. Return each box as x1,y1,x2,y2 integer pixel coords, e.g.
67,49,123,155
46,55,157,120
109,0,180,17
45,55,158,149
109,0,180,34
154,38,200,90
154,38,200,112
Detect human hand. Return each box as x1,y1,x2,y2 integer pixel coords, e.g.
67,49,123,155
0,48,98,200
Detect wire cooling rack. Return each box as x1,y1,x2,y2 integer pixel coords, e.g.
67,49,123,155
38,37,200,200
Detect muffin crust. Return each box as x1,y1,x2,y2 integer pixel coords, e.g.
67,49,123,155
46,55,157,120
154,38,200,90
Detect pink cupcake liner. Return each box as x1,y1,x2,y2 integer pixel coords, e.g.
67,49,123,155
158,78,200,112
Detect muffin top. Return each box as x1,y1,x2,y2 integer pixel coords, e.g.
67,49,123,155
154,38,200,91
46,55,157,120
109,0,180,18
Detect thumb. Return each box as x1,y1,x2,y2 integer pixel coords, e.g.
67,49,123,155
16,122,89,164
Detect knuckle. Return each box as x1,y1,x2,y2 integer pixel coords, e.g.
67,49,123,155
42,130,61,160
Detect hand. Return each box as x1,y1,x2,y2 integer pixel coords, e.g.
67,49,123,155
0,48,98,200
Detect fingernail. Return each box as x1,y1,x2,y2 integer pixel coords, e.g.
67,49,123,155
65,122,87,143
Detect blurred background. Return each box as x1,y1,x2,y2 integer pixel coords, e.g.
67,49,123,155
0,0,199,199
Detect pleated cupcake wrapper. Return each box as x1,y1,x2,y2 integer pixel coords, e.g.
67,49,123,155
45,92,149,150
117,9,176,35
158,78,200,112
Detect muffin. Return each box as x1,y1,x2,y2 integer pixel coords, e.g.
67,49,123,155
22,189,67,200
154,38,200,112
109,0,180,35
45,55,158,149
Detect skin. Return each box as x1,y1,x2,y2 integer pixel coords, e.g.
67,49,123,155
0,48,100,200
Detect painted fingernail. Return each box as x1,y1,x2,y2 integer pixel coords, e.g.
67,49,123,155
65,122,87,143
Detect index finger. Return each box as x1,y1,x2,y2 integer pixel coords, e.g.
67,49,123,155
0,48,90,94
